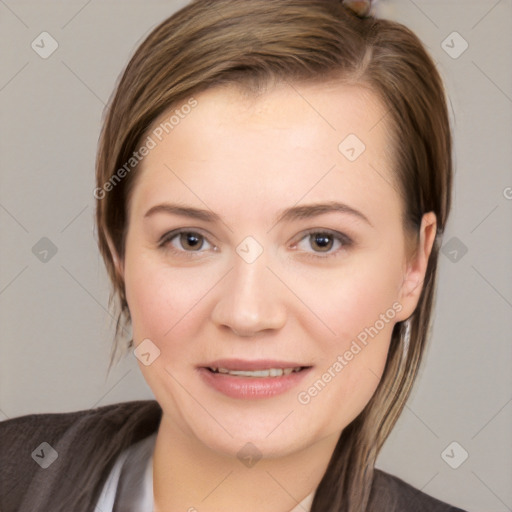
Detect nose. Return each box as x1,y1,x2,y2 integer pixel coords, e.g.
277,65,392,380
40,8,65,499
210,252,287,337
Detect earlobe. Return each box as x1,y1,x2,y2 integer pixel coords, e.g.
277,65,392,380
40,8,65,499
398,211,437,319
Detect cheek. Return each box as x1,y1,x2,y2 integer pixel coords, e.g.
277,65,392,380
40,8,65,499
124,252,220,348
292,255,403,415
298,252,403,347
125,262,174,339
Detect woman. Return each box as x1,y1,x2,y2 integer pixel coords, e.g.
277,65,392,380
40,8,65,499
0,0,467,510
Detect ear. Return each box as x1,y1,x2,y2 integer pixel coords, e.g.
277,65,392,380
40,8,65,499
396,211,437,322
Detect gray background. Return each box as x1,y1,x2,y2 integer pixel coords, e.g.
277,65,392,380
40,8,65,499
1,1,511,510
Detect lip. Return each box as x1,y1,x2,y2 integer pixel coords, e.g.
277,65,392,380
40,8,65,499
197,359,312,400
201,358,307,371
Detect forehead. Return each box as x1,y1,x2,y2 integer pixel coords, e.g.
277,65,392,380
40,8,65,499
130,81,401,226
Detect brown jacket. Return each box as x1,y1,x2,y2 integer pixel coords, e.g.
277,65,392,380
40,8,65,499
0,400,467,511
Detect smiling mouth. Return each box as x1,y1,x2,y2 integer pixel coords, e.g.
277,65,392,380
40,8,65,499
199,363,312,398
206,367,308,378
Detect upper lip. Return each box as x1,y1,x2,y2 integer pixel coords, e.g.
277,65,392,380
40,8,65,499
201,359,310,371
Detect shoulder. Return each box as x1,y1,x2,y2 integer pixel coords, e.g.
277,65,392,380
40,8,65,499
0,399,161,433
0,400,162,448
370,468,467,512
0,400,161,512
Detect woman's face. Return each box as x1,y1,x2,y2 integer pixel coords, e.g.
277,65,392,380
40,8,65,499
121,81,434,458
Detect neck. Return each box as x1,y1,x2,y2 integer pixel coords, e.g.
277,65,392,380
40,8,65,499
152,413,339,512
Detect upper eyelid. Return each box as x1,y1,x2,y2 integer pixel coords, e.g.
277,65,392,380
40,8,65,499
294,227,350,240
291,228,352,246
158,229,215,256
159,227,213,243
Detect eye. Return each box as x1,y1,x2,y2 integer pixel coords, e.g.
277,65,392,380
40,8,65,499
292,229,352,258
159,229,214,253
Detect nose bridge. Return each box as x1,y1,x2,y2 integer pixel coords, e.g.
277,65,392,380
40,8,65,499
233,250,269,301
211,245,286,335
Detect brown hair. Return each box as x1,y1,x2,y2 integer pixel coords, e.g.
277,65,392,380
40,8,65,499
95,1,452,510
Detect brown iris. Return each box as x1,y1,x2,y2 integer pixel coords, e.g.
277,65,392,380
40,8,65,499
310,233,333,252
179,232,204,251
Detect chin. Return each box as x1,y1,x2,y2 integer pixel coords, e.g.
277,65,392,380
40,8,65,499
192,420,317,461
180,396,344,461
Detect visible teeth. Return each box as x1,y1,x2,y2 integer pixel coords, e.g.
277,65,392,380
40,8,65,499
210,367,302,378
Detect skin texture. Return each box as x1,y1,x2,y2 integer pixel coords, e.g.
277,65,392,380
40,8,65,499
116,81,437,511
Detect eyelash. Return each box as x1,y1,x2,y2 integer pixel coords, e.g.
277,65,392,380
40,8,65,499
158,229,215,257
158,228,353,260
292,228,353,259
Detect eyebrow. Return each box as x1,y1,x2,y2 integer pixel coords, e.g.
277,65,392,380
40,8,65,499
143,201,372,227
144,203,220,222
275,201,372,227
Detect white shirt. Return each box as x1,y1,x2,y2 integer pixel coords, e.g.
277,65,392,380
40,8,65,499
95,433,314,512
95,433,156,511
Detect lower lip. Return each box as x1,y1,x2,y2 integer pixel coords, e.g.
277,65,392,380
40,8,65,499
198,367,311,399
